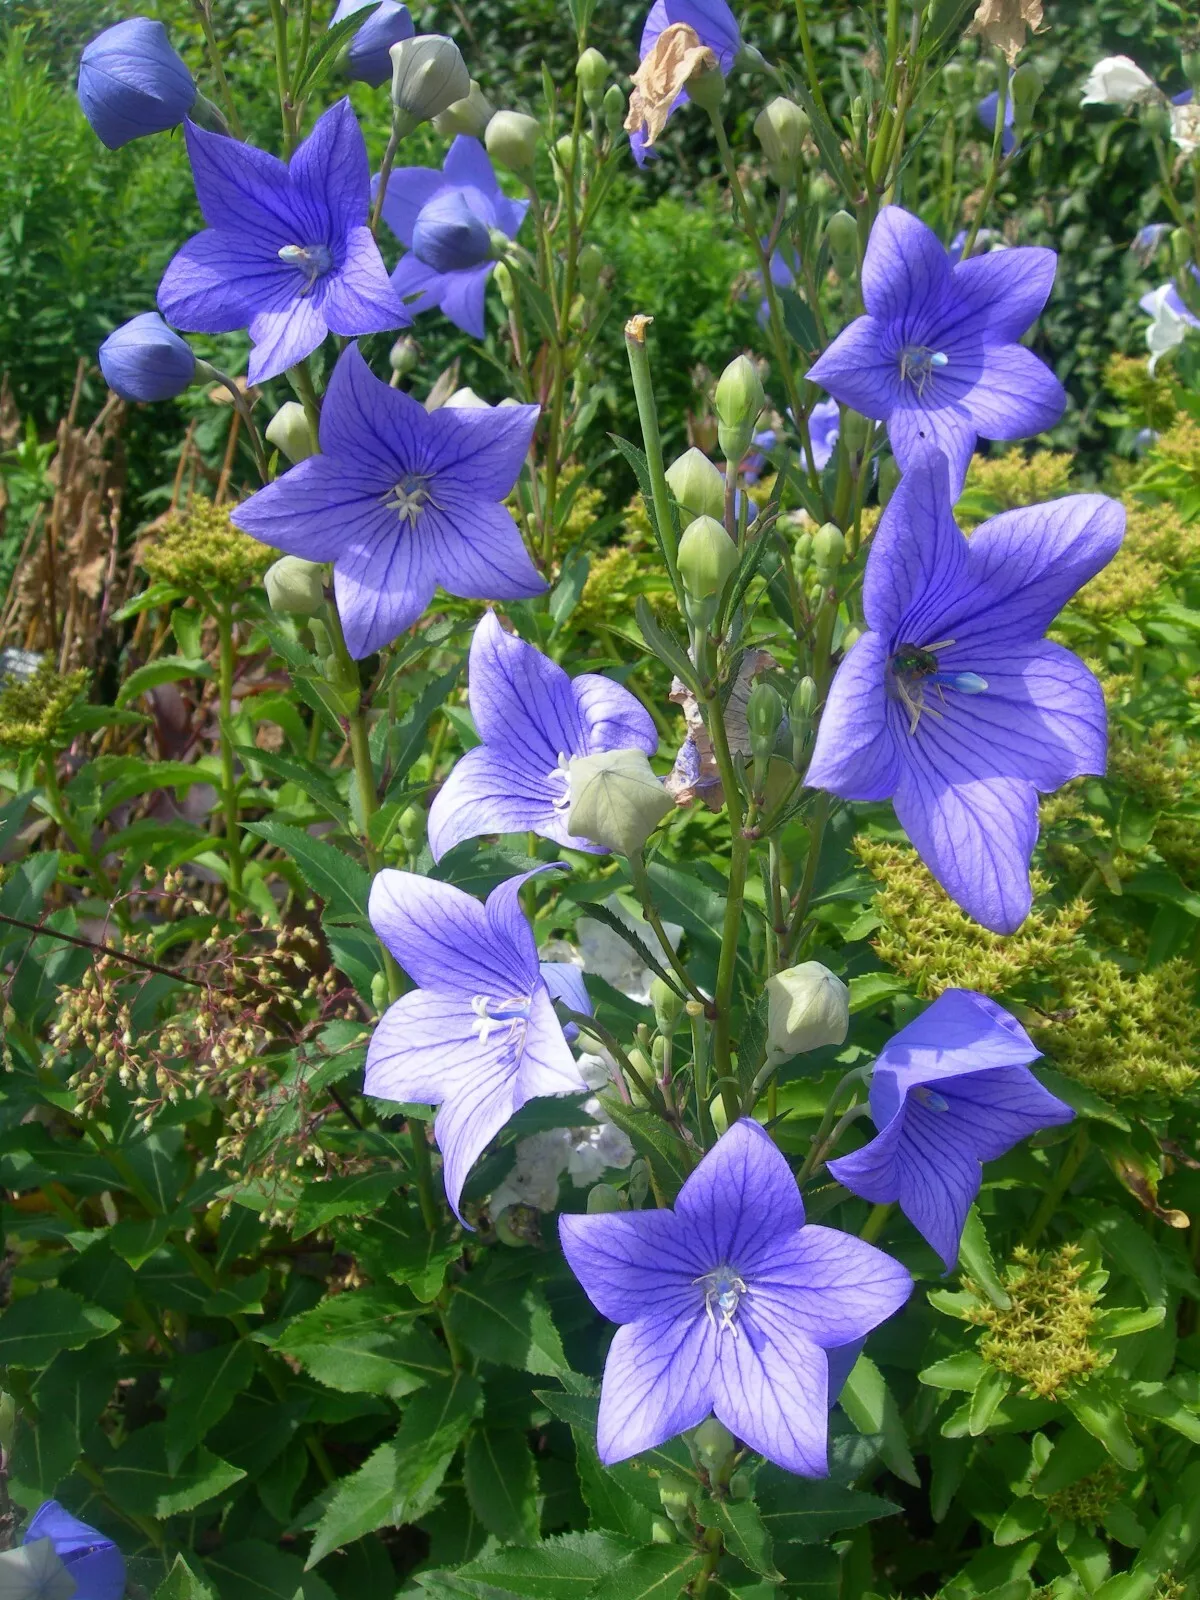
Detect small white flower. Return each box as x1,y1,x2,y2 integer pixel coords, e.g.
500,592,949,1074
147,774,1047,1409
1080,55,1156,107
1140,282,1200,373
575,896,683,1006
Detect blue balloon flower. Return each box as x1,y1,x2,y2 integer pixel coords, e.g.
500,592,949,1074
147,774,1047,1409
99,312,195,403
23,1502,125,1600
330,0,414,87
412,189,494,274
76,18,195,150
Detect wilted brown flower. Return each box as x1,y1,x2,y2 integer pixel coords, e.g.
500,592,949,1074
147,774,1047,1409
968,0,1044,64
624,23,717,151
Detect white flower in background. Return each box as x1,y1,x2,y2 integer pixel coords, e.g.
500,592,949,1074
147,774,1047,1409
1080,55,1156,107
574,896,683,1006
1171,100,1200,155
1140,282,1200,373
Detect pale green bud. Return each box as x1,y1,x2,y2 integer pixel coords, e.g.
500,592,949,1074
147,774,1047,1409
389,334,419,377
850,95,866,143
973,60,995,97
1171,228,1192,270
603,83,626,133
567,747,673,856
687,61,726,113
729,1467,753,1499
493,260,517,311
754,96,809,184
265,400,315,464
826,209,858,278
678,514,739,603
942,60,967,97
370,971,389,1013
746,680,784,763
765,961,850,1064
878,454,901,507
431,78,494,138
812,522,845,575
841,409,869,451
791,676,818,720
651,976,685,1035
576,47,609,109
709,1093,729,1135
658,1475,693,1523
692,1417,737,1475
650,1518,676,1545
265,555,325,618
793,530,813,569
486,109,541,176
390,35,470,128
715,354,765,461
1010,62,1042,132
444,386,489,409
666,447,725,523
587,1182,623,1213
841,624,863,652
577,242,604,297
399,803,426,853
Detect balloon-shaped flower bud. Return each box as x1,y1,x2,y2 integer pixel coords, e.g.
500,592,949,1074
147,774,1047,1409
973,60,995,96
603,84,626,134
486,109,541,176
754,96,809,184
746,680,784,764
492,261,518,311
265,401,316,464
389,334,419,376
1080,55,1156,108
332,0,414,87
714,355,765,462
651,976,684,1036
576,47,609,109
577,242,605,298
678,514,738,605
431,78,494,137
77,18,196,149
942,60,967,97
691,1417,737,1476
666,447,725,523
1009,62,1043,131
826,209,858,279
412,189,492,272
567,748,673,857
265,556,326,617
389,34,469,129
98,313,195,402
765,961,850,1064
812,522,845,580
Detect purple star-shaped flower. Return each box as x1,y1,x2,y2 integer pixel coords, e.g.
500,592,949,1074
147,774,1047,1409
806,205,1066,496
157,99,405,385
378,137,528,339
805,443,1123,933
428,611,658,860
829,990,1073,1271
365,866,591,1221
560,1119,912,1475
231,344,544,657
630,0,741,166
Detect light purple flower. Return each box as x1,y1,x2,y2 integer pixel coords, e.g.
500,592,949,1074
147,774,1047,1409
807,205,1066,497
829,990,1073,1271
99,312,195,402
977,87,1016,156
331,0,414,87
231,344,544,658
157,99,405,386
365,866,590,1221
560,1119,912,1475
630,0,741,166
428,612,657,860
805,443,1123,933
24,1502,125,1600
805,397,841,474
77,18,196,150
1131,222,1172,267
378,137,528,339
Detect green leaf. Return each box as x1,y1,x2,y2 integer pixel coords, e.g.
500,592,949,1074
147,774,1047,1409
696,1497,780,1580
424,1531,636,1598
446,1273,569,1376
958,1207,1011,1309
0,791,32,854
165,1340,257,1469
595,1092,690,1200
838,1355,918,1486
755,1467,900,1545
305,1373,482,1565
634,598,698,691
243,820,370,923
388,663,461,793
1033,1065,1129,1130
571,899,684,1001
969,1366,1013,1436
292,1170,404,1235
339,1194,464,1302
464,1427,540,1545
0,1289,119,1368
1066,1383,1140,1469
204,1541,337,1600
116,655,212,707
105,1424,245,1516
292,4,381,96
273,1288,448,1398
155,1555,217,1600
994,1497,1047,1546
918,1352,987,1392
1124,1380,1200,1442
234,745,349,826
585,1543,704,1599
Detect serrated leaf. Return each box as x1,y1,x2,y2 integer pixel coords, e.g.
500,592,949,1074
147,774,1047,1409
994,1497,1047,1546
242,820,369,923
464,1427,540,1545
919,1352,987,1392
292,1170,404,1234
274,1288,447,1398
755,1467,900,1545
155,1555,216,1600
0,1289,119,1368
633,597,697,690
105,1424,245,1516
204,1542,337,1600
165,1340,257,1469
594,1092,690,1199
697,1497,779,1580
838,1355,918,1486
427,1530,636,1597
234,746,349,826
585,1543,704,1599
446,1273,569,1375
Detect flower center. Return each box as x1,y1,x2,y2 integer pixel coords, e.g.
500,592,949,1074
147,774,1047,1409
470,993,532,1049
913,1085,951,1112
889,638,988,736
278,243,334,295
898,345,948,397
549,752,572,814
694,1266,749,1336
383,473,433,527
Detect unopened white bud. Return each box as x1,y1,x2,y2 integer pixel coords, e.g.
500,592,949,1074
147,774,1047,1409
265,401,315,464
390,35,470,129
765,961,850,1063
567,748,673,856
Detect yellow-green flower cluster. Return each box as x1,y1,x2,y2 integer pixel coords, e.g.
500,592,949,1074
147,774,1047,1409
1103,352,1180,434
139,497,272,595
1072,499,1200,621
1033,957,1199,1099
1043,1463,1125,1527
0,660,89,752
967,1244,1109,1399
956,447,1075,532
853,838,1090,996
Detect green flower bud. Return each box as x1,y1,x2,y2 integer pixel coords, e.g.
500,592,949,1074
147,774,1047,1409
577,242,604,297
715,354,765,461
765,961,850,1064
1171,228,1193,270
389,334,419,377
265,555,325,618
576,46,609,109
686,61,725,113
746,680,784,763
265,400,316,464
841,624,863,652
754,96,809,183
942,60,967,97
729,1467,754,1500
841,408,869,451
399,803,426,853
709,1092,729,1135
666,447,725,523
603,83,626,133
793,530,813,569
850,95,866,143
678,514,739,603
567,747,673,856
658,1475,693,1523
492,260,517,311
691,1417,737,1475
808,172,835,205
651,976,685,1036
826,209,858,278
812,522,845,574
1010,62,1042,132
626,1045,656,1106
973,59,995,97
370,970,389,1013
431,78,494,138
587,1181,623,1213
878,454,901,507
390,35,470,129
650,1518,676,1545
791,675,818,720
486,109,541,176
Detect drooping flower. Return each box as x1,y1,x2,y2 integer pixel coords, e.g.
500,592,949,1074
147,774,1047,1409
378,137,528,339
1131,222,1172,267
559,1119,912,1474
77,18,196,149
157,99,405,386
829,989,1073,1271
805,443,1124,933
428,612,657,859
23,1502,126,1600
1140,279,1200,373
331,0,414,87
231,344,543,658
806,205,1066,497
1080,55,1156,107
99,312,195,403
365,867,591,1221
626,0,740,166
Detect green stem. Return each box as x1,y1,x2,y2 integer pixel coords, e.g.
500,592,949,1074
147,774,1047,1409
859,1202,893,1243
38,751,117,906
783,791,830,963
370,112,412,235
268,0,295,154
692,1526,724,1596
191,0,245,139
625,318,681,593
198,364,271,484
1022,1127,1089,1248
630,856,708,1005
959,50,1008,261
216,604,245,903
791,0,832,126
292,358,323,451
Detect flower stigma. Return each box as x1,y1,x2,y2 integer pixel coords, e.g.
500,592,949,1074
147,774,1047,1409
384,473,434,527
695,1267,749,1336
549,752,573,814
278,243,334,294
898,345,949,396
470,993,532,1049
913,1085,951,1112
890,638,988,735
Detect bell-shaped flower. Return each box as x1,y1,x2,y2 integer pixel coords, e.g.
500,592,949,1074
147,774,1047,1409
806,205,1066,497
560,1119,912,1475
77,18,196,149
829,990,1073,1271
331,0,414,87
805,443,1124,933
364,867,591,1220
378,137,528,338
157,99,405,386
231,345,544,658
1140,281,1200,373
428,612,657,859
23,1501,126,1600
98,312,195,403
627,0,740,166
411,189,493,273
